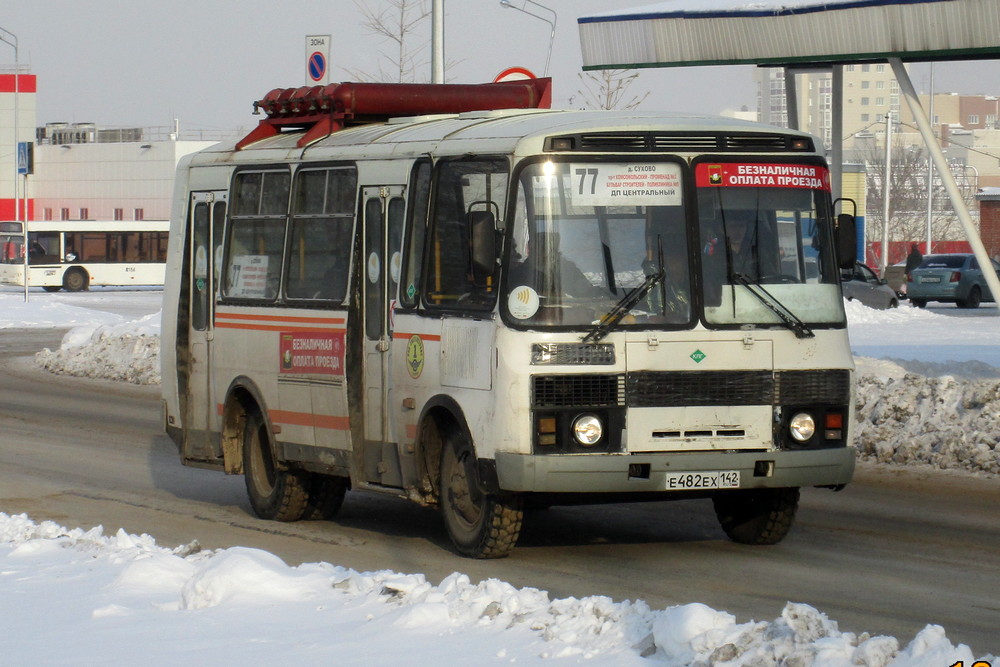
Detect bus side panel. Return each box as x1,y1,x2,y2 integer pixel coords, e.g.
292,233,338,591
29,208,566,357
161,157,196,450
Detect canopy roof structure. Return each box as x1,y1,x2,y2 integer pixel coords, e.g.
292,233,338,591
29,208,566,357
577,0,1000,309
578,0,1000,70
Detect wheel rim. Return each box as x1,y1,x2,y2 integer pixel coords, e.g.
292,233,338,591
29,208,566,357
445,446,485,533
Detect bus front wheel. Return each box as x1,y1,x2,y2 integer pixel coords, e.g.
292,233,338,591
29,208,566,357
242,409,309,522
713,487,799,545
62,268,89,292
440,429,523,558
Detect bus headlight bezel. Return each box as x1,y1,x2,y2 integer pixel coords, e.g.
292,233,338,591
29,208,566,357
572,414,604,446
789,412,816,442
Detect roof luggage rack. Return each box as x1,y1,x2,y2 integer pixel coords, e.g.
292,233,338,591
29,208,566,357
236,78,553,150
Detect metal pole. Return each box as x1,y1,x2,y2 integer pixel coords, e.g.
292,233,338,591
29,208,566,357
783,68,799,130
881,111,892,275
891,57,1000,311
926,63,934,255
431,0,444,84
830,65,843,205
499,0,556,77
0,26,24,302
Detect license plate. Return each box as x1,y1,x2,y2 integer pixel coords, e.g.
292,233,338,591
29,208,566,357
665,471,740,490
921,276,941,283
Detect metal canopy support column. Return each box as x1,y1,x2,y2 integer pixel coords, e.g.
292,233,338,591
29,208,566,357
831,65,843,209
783,68,799,130
889,57,1000,311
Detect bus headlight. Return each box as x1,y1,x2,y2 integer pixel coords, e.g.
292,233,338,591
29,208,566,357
572,414,603,446
789,412,816,442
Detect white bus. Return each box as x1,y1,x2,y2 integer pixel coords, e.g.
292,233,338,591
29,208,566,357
161,80,858,558
0,220,169,291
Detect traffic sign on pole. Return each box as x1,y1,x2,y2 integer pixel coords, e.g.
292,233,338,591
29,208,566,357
493,66,537,83
306,35,331,85
17,141,32,175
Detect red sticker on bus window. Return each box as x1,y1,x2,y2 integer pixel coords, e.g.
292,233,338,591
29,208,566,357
279,331,345,376
696,163,830,191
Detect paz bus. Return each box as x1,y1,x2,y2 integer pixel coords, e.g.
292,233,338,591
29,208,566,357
0,220,169,291
161,79,858,558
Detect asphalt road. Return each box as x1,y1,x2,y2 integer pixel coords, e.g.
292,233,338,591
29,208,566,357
0,324,997,656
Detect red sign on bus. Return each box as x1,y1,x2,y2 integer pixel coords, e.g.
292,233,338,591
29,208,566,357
279,331,345,376
696,163,830,191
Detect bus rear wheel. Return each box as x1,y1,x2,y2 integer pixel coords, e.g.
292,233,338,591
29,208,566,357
713,487,799,545
62,268,89,292
242,409,309,522
440,429,522,558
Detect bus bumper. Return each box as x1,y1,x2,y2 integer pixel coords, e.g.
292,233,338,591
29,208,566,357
493,447,856,493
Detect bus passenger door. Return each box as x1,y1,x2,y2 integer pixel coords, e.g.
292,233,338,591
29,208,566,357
183,190,227,464
361,186,406,487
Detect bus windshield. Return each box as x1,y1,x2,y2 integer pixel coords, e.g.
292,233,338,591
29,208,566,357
504,158,844,331
695,160,843,328
505,159,691,328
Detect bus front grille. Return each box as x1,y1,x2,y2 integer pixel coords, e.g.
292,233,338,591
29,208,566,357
532,370,850,410
532,375,625,408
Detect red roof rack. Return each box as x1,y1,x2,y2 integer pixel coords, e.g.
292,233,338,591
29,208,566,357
235,78,553,150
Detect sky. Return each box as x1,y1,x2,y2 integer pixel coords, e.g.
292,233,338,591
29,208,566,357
5,0,1000,137
1,289,999,664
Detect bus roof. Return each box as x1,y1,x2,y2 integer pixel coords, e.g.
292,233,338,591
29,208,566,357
189,109,821,167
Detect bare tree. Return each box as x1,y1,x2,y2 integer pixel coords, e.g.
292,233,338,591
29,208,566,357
347,0,431,83
575,69,649,110
859,136,975,261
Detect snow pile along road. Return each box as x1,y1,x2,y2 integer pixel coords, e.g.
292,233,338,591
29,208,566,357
854,368,1000,474
35,312,161,385
0,512,988,666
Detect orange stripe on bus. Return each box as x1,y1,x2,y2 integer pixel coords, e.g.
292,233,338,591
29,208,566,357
269,410,350,431
215,404,349,432
215,321,346,333
393,332,442,341
216,311,346,325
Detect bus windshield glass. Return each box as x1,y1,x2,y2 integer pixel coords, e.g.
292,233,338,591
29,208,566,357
506,159,691,328
695,160,844,328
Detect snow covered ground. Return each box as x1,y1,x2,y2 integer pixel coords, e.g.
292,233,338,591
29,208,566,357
1,289,997,665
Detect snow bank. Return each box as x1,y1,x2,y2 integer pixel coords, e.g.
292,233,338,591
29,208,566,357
34,312,161,385
855,371,1000,474
0,512,990,666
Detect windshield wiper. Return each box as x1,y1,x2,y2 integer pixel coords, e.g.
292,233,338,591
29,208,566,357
731,273,814,339
582,268,664,343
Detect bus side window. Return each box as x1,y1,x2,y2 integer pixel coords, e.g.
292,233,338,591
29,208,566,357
223,170,289,301
285,166,357,302
425,158,507,309
400,160,431,308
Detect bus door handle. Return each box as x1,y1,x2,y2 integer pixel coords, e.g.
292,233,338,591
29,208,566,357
376,338,389,352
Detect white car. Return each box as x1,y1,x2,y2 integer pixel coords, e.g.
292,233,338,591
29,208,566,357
841,262,899,309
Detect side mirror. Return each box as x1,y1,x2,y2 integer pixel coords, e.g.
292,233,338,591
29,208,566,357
468,210,497,286
835,212,857,270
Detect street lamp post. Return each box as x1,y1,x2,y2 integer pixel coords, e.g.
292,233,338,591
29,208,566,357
499,0,556,77
0,25,25,302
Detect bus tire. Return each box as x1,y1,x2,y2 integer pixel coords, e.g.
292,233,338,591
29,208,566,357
62,268,89,292
713,487,799,545
303,474,348,520
440,429,522,558
242,409,309,522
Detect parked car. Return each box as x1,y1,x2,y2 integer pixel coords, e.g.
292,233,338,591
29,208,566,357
907,253,999,308
841,261,899,309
